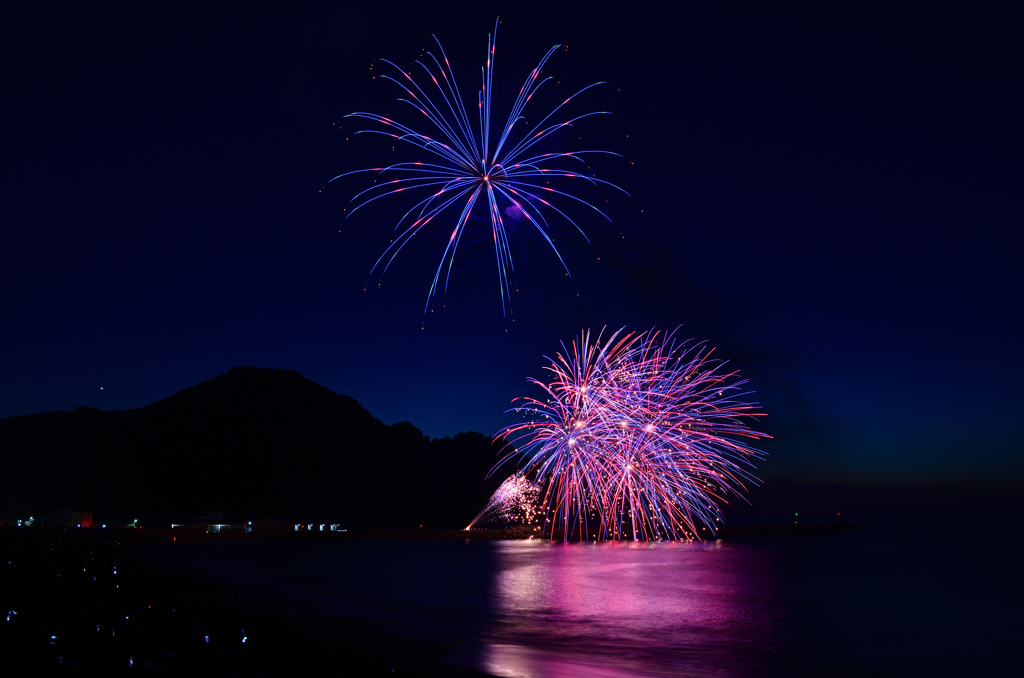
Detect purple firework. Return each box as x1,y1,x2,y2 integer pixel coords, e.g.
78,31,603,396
495,328,769,541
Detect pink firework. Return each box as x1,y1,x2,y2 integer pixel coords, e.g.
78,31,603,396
466,472,542,529
495,328,769,541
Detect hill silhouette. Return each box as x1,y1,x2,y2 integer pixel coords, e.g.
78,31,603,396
0,367,509,528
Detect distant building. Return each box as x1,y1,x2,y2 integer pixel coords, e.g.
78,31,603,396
45,510,93,527
291,522,345,532
168,518,346,534
170,521,249,534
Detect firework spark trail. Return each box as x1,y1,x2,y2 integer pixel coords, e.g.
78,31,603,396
466,472,541,529
494,328,769,541
333,19,626,314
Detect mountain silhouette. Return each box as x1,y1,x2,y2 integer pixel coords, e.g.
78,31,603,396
0,367,509,528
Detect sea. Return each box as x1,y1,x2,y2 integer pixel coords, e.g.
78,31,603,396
157,527,1020,677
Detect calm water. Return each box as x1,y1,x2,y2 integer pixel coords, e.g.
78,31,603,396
159,528,1020,677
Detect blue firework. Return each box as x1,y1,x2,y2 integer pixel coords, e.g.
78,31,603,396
334,20,625,314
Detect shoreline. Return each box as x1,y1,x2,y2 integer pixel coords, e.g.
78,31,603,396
124,521,863,544
1,523,861,675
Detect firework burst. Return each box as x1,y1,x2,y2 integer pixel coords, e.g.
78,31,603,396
333,19,625,314
495,328,769,541
466,472,542,530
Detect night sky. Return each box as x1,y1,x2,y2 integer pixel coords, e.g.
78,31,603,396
3,2,1021,496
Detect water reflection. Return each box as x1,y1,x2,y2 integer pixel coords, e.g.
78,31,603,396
462,642,661,678
462,540,783,678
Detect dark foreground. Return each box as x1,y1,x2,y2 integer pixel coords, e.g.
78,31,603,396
1,524,862,676
0,526,492,677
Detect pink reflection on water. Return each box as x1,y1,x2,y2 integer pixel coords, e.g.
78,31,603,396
471,539,780,677
470,642,659,678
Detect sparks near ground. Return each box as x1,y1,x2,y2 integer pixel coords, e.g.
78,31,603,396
495,328,769,541
465,472,541,530
333,19,626,314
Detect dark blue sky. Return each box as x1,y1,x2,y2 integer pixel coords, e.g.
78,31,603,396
2,2,1021,491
